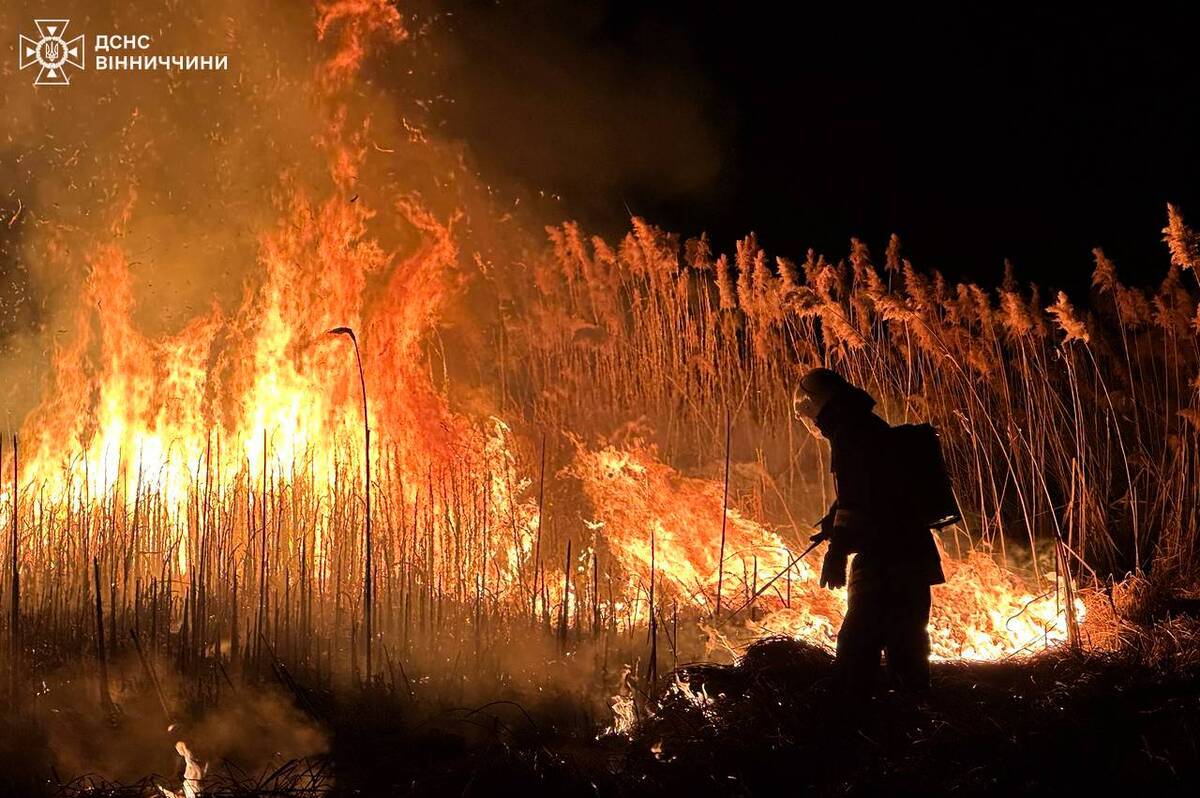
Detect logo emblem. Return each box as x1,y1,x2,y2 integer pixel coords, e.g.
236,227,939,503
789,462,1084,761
19,19,85,86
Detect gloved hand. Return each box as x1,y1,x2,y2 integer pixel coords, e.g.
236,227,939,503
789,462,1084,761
810,504,837,546
819,547,847,589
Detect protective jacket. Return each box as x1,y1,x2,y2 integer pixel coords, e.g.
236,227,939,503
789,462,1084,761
814,386,945,587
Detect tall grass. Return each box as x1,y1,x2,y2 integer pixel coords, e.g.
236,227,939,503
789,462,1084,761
511,207,1200,585
1,206,1194,717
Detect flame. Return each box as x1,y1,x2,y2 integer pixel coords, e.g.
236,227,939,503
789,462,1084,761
158,737,207,798
0,3,1088,729
7,3,468,566
572,442,1082,661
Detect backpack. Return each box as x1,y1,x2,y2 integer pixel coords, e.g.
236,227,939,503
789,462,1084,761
889,423,961,529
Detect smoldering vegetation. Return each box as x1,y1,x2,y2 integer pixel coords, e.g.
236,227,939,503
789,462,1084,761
0,655,326,796
4,599,1194,797
621,618,1200,796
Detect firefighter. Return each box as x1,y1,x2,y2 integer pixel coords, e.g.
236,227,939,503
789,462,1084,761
794,367,945,694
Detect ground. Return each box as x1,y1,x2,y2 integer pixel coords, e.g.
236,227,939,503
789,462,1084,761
9,616,1197,798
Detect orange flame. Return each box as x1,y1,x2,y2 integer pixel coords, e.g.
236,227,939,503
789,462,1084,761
0,0,1083,680
572,443,1081,660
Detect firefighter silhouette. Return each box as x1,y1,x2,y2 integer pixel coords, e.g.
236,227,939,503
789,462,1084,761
795,368,957,693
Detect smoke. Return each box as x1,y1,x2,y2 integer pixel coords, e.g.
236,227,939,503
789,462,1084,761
0,0,729,437
0,0,507,430
10,654,327,789
1,1,309,421
0,1,743,782
421,0,725,235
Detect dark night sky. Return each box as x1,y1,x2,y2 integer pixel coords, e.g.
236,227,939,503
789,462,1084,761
432,2,1200,293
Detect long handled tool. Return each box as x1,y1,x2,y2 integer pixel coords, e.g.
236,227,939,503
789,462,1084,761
723,534,824,620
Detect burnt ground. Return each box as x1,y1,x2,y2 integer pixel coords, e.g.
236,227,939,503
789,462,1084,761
322,637,1200,797
7,623,1200,797
622,637,1200,797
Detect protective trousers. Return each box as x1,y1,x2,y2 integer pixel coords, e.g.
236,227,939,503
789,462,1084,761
835,566,932,693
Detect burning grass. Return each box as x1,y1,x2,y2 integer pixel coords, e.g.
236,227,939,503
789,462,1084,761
1,0,1198,793
3,202,1191,789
